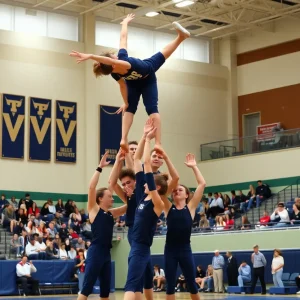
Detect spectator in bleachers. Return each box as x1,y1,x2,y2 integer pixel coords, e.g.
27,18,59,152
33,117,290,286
17,207,28,225
224,214,234,230
251,245,267,295
241,185,256,213
237,261,251,287
81,219,92,240
16,254,39,296
271,202,290,227
11,233,23,257
175,274,186,292
36,222,48,238
59,243,68,260
212,250,224,293
47,222,57,238
84,241,91,259
69,213,81,233
40,203,53,221
255,180,271,208
55,199,65,214
24,193,33,210
25,236,42,260
115,215,126,228
26,221,37,235
75,237,85,252
58,223,69,242
226,252,238,286
47,199,56,215
0,194,8,217
68,245,77,259
33,213,41,227
215,215,226,231
19,229,28,253
46,241,59,260
80,208,88,223
28,202,40,217
198,265,214,292
223,194,231,214
14,221,25,235
206,193,224,219
69,228,79,239
64,199,75,217
241,216,251,230
207,193,213,205
53,234,61,250
153,264,166,292
36,237,46,256
256,211,270,229
10,196,18,211
272,249,284,287
199,212,209,229
64,238,71,252
3,204,17,232
72,207,82,222
290,204,300,225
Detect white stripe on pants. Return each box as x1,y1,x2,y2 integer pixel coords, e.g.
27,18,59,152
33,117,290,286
213,269,223,292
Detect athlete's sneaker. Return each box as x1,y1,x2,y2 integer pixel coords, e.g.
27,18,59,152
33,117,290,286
172,22,191,37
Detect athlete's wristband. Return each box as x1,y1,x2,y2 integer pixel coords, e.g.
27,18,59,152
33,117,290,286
96,167,102,173
145,172,156,191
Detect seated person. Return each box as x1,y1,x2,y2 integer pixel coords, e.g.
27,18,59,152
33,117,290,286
175,274,186,292
58,223,69,242
115,215,126,227
75,237,85,252
290,204,300,225
256,211,270,229
199,212,209,229
224,214,234,230
215,215,226,231
198,265,214,292
46,222,57,238
238,261,251,287
255,180,271,207
46,241,59,260
241,185,256,213
59,243,68,260
81,219,92,239
195,265,206,288
270,202,290,227
153,264,166,292
11,233,23,258
68,245,77,259
16,254,39,296
206,193,224,219
25,236,43,260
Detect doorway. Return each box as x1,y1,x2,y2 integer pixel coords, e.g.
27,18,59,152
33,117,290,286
243,112,261,154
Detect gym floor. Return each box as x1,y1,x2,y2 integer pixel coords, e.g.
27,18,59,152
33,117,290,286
4,291,300,300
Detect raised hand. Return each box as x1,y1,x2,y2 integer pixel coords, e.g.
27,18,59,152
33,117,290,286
116,103,128,115
121,14,135,25
144,119,154,136
99,151,111,168
146,127,157,140
69,51,92,64
124,186,134,197
184,153,197,168
116,149,126,162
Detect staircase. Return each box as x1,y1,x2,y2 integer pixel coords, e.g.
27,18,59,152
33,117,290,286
0,227,13,259
234,179,300,228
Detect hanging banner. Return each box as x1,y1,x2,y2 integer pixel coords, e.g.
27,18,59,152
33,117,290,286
1,94,25,159
29,97,52,161
256,122,281,141
55,100,77,163
99,105,122,165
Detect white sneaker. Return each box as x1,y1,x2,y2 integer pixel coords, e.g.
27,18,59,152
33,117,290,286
78,291,81,294
297,290,300,294
172,22,191,37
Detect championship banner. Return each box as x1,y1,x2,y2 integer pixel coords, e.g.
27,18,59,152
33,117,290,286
29,97,52,161
99,105,122,165
1,94,25,159
55,100,77,163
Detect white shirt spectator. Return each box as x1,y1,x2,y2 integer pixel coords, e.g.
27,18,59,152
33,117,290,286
68,249,77,259
272,256,284,274
154,268,165,277
16,261,37,277
36,241,46,252
48,205,56,214
47,228,56,238
210,197,224,209
25,242,39,256
271,209,290,223
59,249,68,259
84,250,88,259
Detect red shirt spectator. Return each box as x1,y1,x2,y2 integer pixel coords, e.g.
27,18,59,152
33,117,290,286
224,214,235,230
28,203,40,217
260,211,270,225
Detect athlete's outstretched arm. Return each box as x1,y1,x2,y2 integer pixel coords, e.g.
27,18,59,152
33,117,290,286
163,150,180,196
87,151,111,213
119,14,135,50
110,204,127,218
144,127,164,216
133,119,153,174
186,154,206,216
69,51,131,68
108,150,127,204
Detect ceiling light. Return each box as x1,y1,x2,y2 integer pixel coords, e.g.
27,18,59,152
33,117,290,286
146,11,159,17
175,0,194,7
172,0,182,3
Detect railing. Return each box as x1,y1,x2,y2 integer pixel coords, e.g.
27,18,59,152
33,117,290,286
201,128,300,161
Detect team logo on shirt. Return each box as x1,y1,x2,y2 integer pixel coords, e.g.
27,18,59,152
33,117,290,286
138,204,144,210
125,71,143,80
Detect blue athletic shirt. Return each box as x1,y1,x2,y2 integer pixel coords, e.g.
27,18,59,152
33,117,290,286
125,191,138,227
91,208,114,248
166,204,193,246
111,49,151,81
131,171,158,246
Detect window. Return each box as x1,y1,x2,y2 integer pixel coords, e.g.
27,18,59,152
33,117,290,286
95,20,210,63
0,4,13,31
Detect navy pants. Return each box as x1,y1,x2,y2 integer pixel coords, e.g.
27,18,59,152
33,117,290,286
124,242,153,292
126,52,165,116
81,245,111,298
164,244,198,295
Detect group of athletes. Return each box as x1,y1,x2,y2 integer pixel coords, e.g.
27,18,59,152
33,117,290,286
70,13,206,300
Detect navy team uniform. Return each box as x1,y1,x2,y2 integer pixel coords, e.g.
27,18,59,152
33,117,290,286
81,208,114,298
125,192,138,246
164,205,198,295
111,49,165,116
124,171,159,292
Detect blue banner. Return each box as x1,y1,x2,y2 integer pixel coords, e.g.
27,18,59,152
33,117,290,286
55,100,77,163
99,105,122,165
1,94,25,159
29,97,52,161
